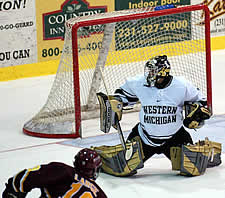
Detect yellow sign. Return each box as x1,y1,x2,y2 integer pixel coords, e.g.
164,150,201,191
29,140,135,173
36,0,114,62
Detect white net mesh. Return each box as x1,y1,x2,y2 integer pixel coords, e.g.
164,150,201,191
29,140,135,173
23,5,211,138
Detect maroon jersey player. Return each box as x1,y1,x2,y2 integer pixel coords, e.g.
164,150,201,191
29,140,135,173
2,148,107,198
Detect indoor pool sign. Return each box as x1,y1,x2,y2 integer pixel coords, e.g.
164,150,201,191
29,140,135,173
43,0,107,40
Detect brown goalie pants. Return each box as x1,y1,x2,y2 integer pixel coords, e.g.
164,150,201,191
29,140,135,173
127,123,193,162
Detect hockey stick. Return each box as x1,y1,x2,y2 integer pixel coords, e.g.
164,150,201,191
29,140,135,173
98,68,127,151
114,114,127,151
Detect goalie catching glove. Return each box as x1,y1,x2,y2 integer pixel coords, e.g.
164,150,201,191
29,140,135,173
183,101,211,129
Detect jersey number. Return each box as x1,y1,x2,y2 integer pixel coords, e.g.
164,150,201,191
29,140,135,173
63,183,93,198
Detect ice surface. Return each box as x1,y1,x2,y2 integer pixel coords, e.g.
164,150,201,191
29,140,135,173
0,50,225,197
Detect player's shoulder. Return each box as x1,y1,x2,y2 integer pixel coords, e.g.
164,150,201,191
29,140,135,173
125,74,145,84
172,76,192,86
123,75,145,90
47,161,71,167
44,162,74,172
173,75,187,82
46,162,75,179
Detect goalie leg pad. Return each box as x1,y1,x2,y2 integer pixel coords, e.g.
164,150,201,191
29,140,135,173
180,144,209,176
197,138,222,168
171,138,222,176
207,142,222,168
129,136,145,162
92,138,144,177
170,147,182,171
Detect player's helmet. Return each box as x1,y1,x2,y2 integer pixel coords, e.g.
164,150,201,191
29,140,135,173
144,55,170,87
74,148,102,180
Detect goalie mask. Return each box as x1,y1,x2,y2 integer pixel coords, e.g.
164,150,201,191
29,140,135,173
74,148,102,180
144,55,171,87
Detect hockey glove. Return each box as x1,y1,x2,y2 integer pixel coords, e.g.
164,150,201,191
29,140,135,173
2,178,27,198
96,92,123,133
183,102,211,129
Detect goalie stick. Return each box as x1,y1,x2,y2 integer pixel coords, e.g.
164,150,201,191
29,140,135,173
114,117,134,160
114,113,127,151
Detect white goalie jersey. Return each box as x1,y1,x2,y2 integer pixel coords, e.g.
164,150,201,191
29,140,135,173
116,75,206,146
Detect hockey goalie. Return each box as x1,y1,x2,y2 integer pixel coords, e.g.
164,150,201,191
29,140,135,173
93,55,222,177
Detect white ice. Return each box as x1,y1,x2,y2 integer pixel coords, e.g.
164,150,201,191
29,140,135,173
0,49,225,198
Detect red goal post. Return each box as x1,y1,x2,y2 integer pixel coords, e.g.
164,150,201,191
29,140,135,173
23,4,212,138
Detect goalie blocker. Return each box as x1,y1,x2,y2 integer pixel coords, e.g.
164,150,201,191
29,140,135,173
97,92,128,150
96,92,123,133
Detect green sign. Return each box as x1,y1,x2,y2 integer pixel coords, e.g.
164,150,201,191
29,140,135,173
115,13,191,50
43,0,107,40
115,0,190,11
114,0,191,50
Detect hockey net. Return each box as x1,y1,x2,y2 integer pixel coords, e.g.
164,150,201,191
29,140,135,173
23,4,211,138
